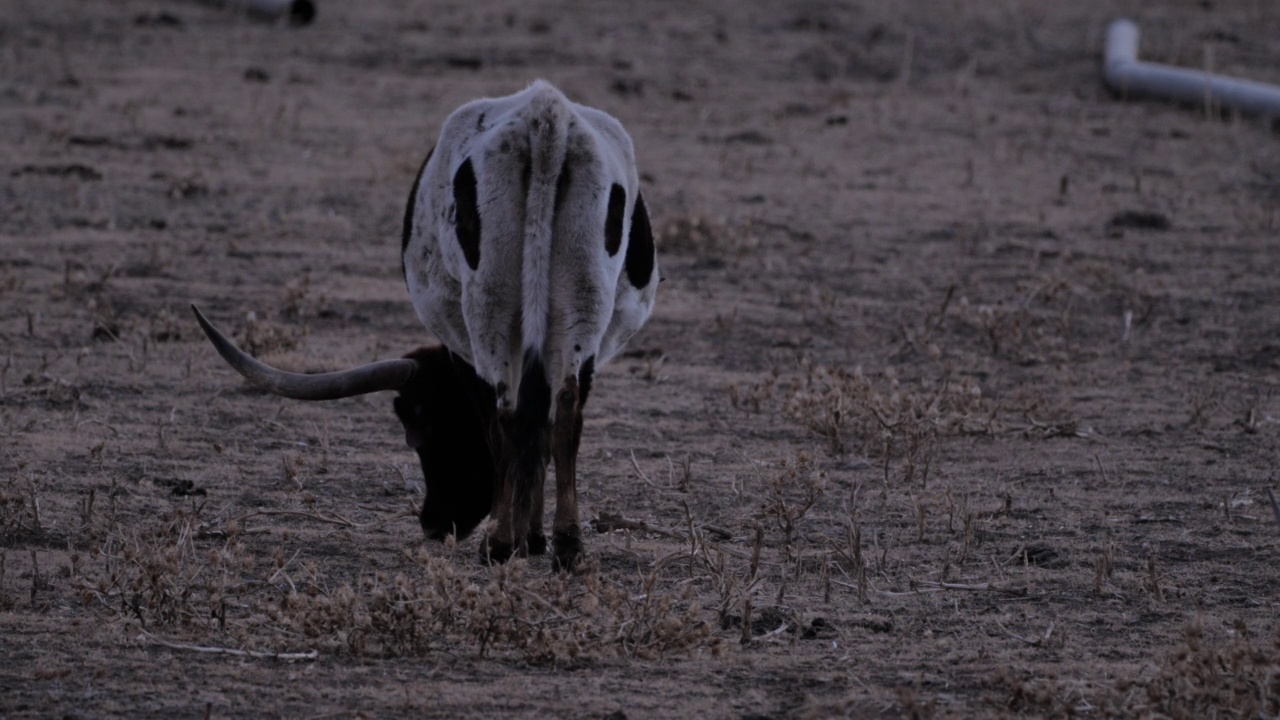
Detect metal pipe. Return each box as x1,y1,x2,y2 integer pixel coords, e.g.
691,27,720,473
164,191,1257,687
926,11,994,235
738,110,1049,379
1103,18,1280,117
218,0,316,26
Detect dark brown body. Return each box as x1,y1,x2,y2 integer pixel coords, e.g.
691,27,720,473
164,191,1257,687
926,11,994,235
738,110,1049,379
392,346,496,542
392,346,592,568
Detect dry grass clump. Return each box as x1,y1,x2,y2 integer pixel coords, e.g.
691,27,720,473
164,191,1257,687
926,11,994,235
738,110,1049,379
778,359,989,473
989,624,1280,718
0,482,40,544
272,550,715,662
75,504,252,631
147,307,186,343
659,214,759,258
236,311,303,357
67,499,715,662
1104,624,1280,718
733,344,1083,468
278,272,334,322
946,293,1070,365
758,451,825,554
987,667,1075,717
7,369,83,410
602,567,715,658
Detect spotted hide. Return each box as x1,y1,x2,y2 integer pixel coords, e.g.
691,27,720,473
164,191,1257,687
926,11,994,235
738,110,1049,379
400,81,658,570
194,81,657,572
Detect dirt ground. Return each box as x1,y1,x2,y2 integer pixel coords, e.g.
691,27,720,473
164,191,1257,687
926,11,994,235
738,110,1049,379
3,0,1280,717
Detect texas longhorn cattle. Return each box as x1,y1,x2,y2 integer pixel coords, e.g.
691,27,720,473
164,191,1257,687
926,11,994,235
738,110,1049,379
193,81,658,571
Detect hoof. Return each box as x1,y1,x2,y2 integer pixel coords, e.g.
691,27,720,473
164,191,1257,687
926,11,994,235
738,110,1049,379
483,536,515,564
527,532,548,556
551,529,584,573
422,525,452,542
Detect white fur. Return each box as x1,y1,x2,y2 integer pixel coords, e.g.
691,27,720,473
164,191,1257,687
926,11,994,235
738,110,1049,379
403,81,657,409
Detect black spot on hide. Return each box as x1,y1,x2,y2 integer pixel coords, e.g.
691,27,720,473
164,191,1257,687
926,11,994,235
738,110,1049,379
624,192,655,289
401,147,434,266
604,184,626,257
453,158,481,270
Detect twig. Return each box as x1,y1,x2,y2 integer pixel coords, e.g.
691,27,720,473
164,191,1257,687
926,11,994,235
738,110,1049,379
1267,487,1280,529
228,509,359,528
650,550,692,573
700,524,735,541
1092,453,1111,484
266,548,302,585
753,622,792,643
871,586,942,597
629,451,659,488
998,617,1039,645
593,512,684,541
830,578,862,592
29,550,41,605
713,544,784,566
139,633,318,661
867,581,1027,597
931,284,956,331
355,502,409,512
919,581,992,591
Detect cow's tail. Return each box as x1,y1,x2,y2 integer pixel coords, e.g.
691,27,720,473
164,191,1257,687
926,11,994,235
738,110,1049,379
518,81,570,413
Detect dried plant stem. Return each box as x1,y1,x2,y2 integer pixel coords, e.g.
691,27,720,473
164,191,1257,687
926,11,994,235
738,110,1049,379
266,548,303,586
700,524,735,541
229,509,359,528
138,632,318,661
355,503,412,516
594,512,684,541
1093,453,1111,484
29,550,41,604
856,580,1026,597
748,525,764,582
81,488,96,528
1266,487,1280,529
995,619,1054,646
629,451,658,488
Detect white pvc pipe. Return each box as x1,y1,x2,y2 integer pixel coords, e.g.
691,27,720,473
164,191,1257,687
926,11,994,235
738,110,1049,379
1104,18,1280,117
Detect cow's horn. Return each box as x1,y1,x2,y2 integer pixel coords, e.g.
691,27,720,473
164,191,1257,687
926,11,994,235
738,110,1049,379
192,304,416,400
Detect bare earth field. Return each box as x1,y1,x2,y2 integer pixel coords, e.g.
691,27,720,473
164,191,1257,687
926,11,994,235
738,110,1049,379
3,1,1280,717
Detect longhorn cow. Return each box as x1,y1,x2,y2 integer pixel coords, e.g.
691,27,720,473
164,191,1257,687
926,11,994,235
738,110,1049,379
194,81,658,571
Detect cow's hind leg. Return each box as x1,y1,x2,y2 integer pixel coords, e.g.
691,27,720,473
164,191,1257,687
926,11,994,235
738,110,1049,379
484,411,518,563
485,418,549,562
527,464,548,555
510,411,549,558
486,354,552,563
551,359,592,572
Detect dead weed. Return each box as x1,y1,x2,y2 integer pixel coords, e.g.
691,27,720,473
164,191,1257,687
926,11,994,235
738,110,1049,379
1107,623,1280,718
779,359,989,475
272,550,715,662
